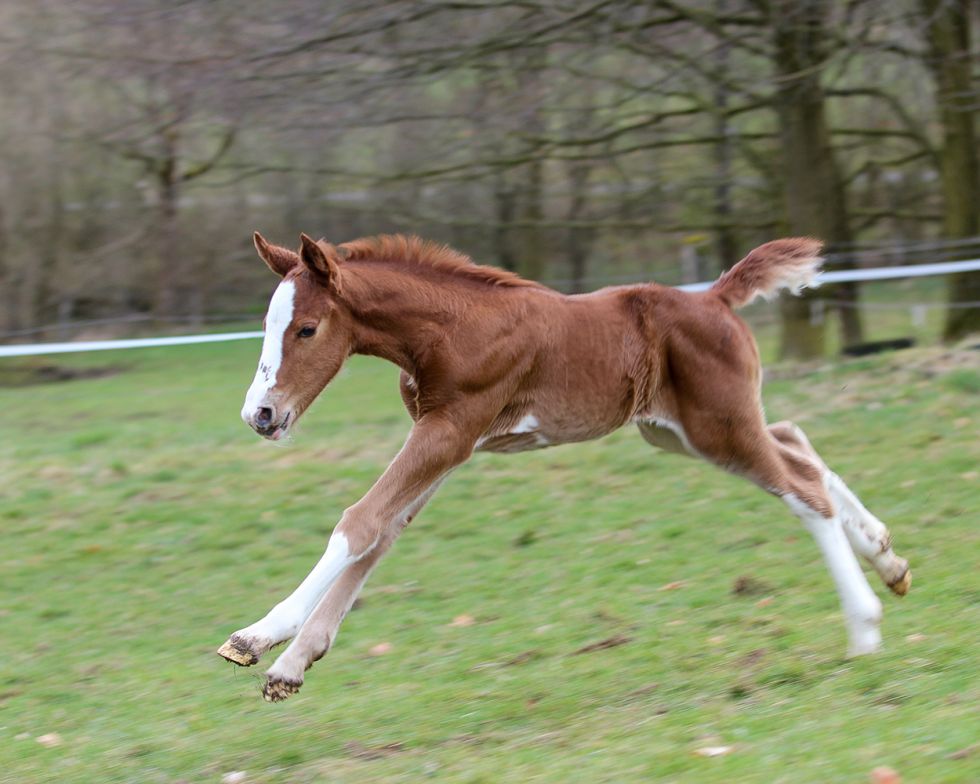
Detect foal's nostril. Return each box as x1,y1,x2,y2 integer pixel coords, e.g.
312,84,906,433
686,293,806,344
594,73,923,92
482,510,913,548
255,406,274,429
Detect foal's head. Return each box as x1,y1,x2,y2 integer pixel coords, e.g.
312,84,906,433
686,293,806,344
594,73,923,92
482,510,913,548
242,232,351,440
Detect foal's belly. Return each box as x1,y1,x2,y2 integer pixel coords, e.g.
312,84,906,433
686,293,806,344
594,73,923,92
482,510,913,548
475,432,550,454
474,411,622,454
475,413,551,453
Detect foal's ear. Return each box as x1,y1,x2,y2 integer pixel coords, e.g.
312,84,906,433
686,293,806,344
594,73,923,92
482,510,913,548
253,231,299,277
299,233,343,292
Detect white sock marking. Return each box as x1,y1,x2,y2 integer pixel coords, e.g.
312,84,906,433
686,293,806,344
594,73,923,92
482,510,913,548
267,479,450,678
783,493,882,655
245,531,355,643
823,470,905,586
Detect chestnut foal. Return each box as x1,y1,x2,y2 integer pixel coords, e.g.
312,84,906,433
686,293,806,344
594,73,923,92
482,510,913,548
219,232,910,701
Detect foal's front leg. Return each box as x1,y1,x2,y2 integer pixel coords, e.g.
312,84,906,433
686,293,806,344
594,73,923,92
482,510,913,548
262,481,444,701
218,417,473,670
217,532,357,666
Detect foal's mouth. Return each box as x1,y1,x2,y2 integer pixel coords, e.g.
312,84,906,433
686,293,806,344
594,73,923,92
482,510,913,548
260,411,291,441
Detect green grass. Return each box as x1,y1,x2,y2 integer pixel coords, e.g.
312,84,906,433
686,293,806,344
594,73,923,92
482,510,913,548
1,341,977,783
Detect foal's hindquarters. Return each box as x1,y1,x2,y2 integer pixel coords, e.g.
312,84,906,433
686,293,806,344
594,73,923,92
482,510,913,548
638,293,910,656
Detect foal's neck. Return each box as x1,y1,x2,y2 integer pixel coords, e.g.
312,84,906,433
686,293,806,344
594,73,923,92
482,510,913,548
339,263,464,376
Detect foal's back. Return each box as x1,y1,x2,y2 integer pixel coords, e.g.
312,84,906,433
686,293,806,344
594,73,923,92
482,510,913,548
493,282,763,448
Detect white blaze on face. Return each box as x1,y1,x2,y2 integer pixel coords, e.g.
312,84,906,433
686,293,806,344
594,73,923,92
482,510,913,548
243,279,296,420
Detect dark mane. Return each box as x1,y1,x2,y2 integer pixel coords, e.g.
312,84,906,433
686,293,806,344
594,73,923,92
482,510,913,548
339,234,541,288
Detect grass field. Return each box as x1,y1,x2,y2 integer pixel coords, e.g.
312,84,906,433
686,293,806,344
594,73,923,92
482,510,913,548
1,339,978,783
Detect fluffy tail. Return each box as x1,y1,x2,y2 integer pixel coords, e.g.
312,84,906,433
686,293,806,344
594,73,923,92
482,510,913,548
711,238,823,310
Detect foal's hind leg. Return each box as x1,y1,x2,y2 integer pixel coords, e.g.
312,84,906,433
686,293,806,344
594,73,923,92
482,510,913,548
780,489,884,656
740,435,884,655
769,422,911,596
670,414,885,656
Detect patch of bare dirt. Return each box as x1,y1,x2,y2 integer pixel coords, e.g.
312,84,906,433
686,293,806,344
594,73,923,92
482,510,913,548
0,362,122,387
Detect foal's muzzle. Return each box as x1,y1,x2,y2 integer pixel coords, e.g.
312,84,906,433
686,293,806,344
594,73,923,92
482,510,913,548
243,404,291,440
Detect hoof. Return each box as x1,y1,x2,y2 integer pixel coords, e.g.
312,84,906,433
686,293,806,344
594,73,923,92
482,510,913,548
217,635,262,667
846,639,883,658
888,567,911,597
263,675,302,702
846,615,883,658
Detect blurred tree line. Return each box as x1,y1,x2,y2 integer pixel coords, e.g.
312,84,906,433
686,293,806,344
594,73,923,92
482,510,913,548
0,0,977,357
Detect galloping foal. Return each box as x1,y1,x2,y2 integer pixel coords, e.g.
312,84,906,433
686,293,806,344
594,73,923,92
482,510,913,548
219,231,911,701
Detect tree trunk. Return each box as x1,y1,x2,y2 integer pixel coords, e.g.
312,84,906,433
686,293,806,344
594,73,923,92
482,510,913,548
154,173,180,319
35,182,64,329
515,49,548,281
565,161,594,293
770,0,863,359
712,0,738,274
154,133,181,320
492,172,518,272
519,159,547,281
0,200,11,334
922,0,980,341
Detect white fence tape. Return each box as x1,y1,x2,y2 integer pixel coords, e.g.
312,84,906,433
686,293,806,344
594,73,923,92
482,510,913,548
0,331,262,358
2,257,979,358
674,257,980,293
818,258,980,282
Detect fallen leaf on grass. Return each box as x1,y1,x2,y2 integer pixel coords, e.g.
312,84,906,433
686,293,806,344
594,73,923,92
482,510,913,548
505,649,542,666
948,743,978,760
728,682,752,700
732,575,771,596
512,529,537,547
694,745,733,757
626,683,660,697
368,642,392,656
571,634,632,655
344,741,404,761
449,614,475,627
372,583,422,596
658,581,685,591
36,733,61,748
869,766,900,784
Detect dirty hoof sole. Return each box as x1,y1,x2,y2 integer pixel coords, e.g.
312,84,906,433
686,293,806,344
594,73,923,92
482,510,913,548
217,636,261,666
263,676,302,702
888,568,911,597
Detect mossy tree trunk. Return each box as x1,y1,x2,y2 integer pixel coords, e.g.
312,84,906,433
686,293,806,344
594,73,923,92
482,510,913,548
770,0,863,359
921,0,980,341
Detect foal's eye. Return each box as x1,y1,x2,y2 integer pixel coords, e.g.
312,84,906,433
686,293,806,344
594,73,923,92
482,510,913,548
297,325,317,338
